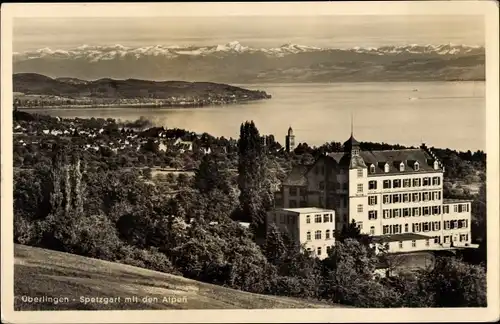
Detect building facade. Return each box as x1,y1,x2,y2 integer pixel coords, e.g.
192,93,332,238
266,207,335,259
276,134,473,253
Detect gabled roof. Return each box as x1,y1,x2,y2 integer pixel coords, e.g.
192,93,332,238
282,165,309,186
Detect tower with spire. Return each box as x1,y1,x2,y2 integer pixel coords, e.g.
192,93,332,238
285,126,295,153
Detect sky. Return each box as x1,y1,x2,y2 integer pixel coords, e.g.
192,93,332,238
13,15,485,52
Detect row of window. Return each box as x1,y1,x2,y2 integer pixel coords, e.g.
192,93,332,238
368,176,441,190
306,214,334,224
380,191,442,205
444,204,470,213
380,219,469,235
382,205,442,219
391,234,469,249
306,229,334,241
444,219,469,230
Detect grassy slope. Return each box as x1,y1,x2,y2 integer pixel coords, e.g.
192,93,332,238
14,244,340,310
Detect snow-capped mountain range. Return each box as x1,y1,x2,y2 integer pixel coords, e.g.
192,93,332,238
13,41,484,62
13,41,485,83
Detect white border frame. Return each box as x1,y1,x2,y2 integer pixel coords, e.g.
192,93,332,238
1,2,499,323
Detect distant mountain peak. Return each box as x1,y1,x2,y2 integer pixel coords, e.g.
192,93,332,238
13,42,484,62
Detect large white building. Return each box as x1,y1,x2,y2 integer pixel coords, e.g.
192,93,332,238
266,207,336,259
274,133,474,254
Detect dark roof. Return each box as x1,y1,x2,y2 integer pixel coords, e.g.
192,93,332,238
327,148,441,175
372,233,432,243
343,135,360,151
282,165,308,186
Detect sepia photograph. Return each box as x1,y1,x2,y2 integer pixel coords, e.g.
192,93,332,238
1,1,499,323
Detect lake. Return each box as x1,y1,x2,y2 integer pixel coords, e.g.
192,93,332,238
23,82,486,152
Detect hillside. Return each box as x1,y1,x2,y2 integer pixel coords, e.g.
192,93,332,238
12,73,271,108
13,42,485,82
14,244,339,310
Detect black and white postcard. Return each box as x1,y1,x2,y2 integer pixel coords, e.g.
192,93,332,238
1,2,499,323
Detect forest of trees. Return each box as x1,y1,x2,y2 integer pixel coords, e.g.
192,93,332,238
13,115,487,307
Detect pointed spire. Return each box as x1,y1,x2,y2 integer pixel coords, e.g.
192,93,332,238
350,111,354,136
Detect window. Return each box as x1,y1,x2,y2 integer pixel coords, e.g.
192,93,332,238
405,224,409,232
399,241,403,249
460,234,469,242
425,239,430,246
315,214,322,223
368,196,377,205
393,209,400,217
326,229,331,239
306,231,311,240
289,200,297,208
444,221,451,230
415,223,421,232
434,221,441,231
357,184,363,193
384,163,390,173
383,195,391,204
370,226,375,235
403,179,411,188
317,247,322,256
443,205,449,214
434,236,441,244
392,224,402,234
323,214,330,223
423,192,430,201
414,162,420,171
434,160,440,170
315,230,321,240
403,193,410,203
383,210,391,219
423,206,430,216
444,236,450,243
383,180,391,189
412,240,417,247
412,207,420,217
432,177,441,186
357,169,363,178
437,191,441,200
370,165,376,174
368,210,378,220
403,208,410,217
368,180,377,190
319,181,325,190
383,225,390,234
423,177,431,186
412,193,420,202
357,204,363,213
413,178,421,187
423,222,430,232
454,204,458,213
357,222,363,230
289,187,297,196
399,162,405,172
392,194,400,203
393,179,402,188
432,206,440,215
